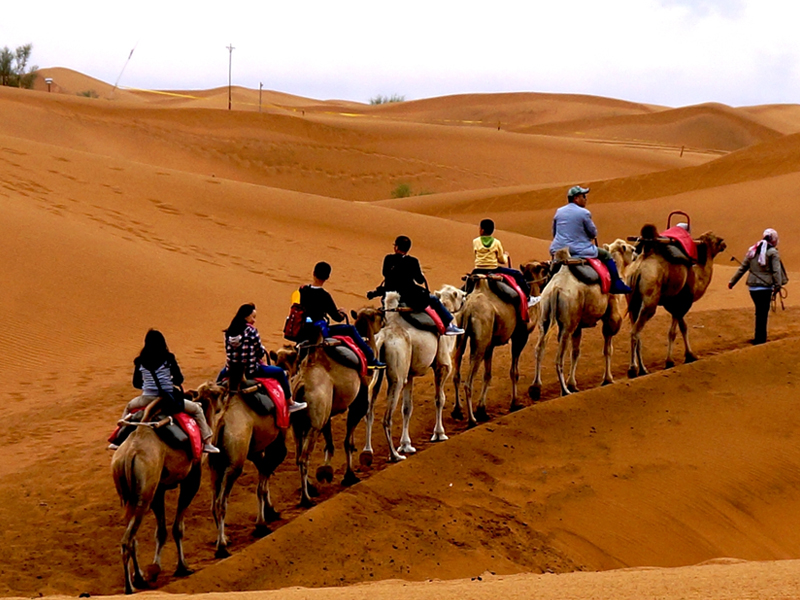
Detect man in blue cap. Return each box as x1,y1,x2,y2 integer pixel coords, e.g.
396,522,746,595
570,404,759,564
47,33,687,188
550,186,631,294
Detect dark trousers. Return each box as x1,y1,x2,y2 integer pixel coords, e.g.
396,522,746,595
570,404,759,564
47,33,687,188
329,324,376,363
471,267,531,297
218,364,292,399
750,289,772,344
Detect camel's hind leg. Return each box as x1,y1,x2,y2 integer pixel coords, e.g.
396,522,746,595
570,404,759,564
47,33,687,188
172,463,201,577
666,317,680,369
554,324,573,396
678,315,697,363
529,320,550,400
602,331,615,385
315,420,335,484
360,368,384,466
629,304,657,378
567,328,583,393
295,415,323,507
121,513,147,594
398,377,416,455
474,347,495,423
344,385,369,486
253,434,287,537
509,327,530,411
451,333,467,421
149,486,168,581
431,357,451,442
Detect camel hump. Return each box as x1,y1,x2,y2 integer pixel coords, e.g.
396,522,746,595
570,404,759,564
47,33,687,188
400,308,444,335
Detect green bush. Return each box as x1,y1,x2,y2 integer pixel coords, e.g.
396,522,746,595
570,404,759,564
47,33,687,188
370,94,405,105
391,183,413,198
0,43,38,89
77,90,99,98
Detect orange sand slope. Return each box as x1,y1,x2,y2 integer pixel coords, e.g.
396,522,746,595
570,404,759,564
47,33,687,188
3,71,800,599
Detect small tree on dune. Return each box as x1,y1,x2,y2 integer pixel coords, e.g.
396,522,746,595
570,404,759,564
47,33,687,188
0,43,38,89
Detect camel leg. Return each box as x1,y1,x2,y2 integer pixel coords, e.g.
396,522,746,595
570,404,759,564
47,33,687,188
173,463,201,577
121,512,147,594
344,385,368,486
464,344,485,428
451,333,467,421
665,317,679,369
629,305,656,378
509,327,529,411
315,420,335,484
211,460,243,559
398,377,416,455
149,486,168,580
678,316,698,363
297,425,322,507
360,369,383,466
567,328,582,393
555,325,572,396
529,321,549,400
431,358,451,442
475,347,494,422
602,331,614,385
253,434,287,536
383,372,407,462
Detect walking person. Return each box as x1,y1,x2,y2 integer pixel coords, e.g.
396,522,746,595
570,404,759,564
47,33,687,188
728,228,788,345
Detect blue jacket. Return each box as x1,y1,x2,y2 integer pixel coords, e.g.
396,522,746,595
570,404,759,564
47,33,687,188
550,202,598,258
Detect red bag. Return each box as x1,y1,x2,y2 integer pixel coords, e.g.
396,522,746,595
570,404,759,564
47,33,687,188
283,303,307,341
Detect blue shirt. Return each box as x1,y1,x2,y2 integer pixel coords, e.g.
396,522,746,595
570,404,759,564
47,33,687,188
550,202,599,258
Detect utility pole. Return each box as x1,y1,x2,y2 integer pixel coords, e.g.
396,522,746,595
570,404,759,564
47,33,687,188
226,44,235,110
259,82,263,113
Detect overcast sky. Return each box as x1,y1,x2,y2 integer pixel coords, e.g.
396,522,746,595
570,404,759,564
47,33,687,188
2,0,799,107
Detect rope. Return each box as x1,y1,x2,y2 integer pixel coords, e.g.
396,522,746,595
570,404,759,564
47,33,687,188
772,286,788,312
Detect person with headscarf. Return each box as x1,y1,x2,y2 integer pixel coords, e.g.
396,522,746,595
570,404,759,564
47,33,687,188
728,228,788,344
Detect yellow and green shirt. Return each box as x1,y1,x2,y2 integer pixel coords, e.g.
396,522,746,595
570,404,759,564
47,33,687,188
473,236,506,269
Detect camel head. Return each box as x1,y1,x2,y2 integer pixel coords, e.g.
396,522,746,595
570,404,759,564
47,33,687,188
269,345,300,377
189,380,227,427
351,307,383,340
697,231,726,263
520,260,551,296
384,291,401,311
435,284,466,313
605,239,636,268
553,247,572,262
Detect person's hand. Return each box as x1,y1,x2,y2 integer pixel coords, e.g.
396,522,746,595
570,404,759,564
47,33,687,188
338,309,347,320
727,282,734,289
773,284,782,294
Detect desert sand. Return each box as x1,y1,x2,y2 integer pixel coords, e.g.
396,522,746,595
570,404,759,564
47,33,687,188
2,67,800,599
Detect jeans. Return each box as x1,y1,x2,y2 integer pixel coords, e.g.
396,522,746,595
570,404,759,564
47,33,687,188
218,364,292,400
471,267,531,297
329,324,376,363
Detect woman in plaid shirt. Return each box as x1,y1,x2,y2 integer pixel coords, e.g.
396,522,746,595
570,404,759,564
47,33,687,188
220,303,306,413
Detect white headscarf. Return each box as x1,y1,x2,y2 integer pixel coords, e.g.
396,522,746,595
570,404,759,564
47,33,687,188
745,228,779,266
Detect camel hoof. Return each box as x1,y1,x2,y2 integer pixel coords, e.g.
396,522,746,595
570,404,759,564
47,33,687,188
307,482,320,497
145,564,160,583
342,471,360,487
253,524,271,538
430,433,449,442
316,465,334,483
215,546,231,559
601,379,613,387
475,407,490,422
467,420,478,429
398,444,417,455
173,565,194,578
665,360,675,369
528,385,541,400
685,354,698,364
359,451,374,467
299,496,314,509
560,388,572,397
133,574,149,590
451,407,464,421
262,507,281,523
509,402,524,412
627,368,638,379
567,384,579,393
389,453,407,463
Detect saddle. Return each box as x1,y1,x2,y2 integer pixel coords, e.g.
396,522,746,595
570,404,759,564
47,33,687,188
324,336,367,378
553,258,611,294
108,409,202,460
468,273,529,322
237,378,289,428
399,305,445,335
659,226,698,264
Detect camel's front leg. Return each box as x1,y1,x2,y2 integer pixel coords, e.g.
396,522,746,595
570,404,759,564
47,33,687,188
344,386,369,486
431,358,451,442
172,463,201,577
298,425,322,507
360,369,383,466
253,435,287,535
398,377,416,455
629,304,657,378
602,332,615,385
451,335,467,421
150,487,168,579
528,324,549,400
211,461,243,558
678,316,698,363
509,328,529,411
383,374,406,462
665,317,679,369
567,328,582,393
555,325,572,396
315,420,335,484
474,347,494,422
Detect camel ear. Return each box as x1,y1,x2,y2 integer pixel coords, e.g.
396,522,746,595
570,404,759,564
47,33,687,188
350,309,358,319
269,350,278,362
187,389,199,399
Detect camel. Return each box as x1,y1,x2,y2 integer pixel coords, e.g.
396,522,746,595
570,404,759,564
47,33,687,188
453,261,551,426
354,285,466,464
627,230,726,377
207,375,289,558
529,240,636,399
290,331,379,507
110,384,220,594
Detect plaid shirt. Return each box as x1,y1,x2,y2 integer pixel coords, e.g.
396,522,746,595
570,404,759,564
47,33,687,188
225,324,266,375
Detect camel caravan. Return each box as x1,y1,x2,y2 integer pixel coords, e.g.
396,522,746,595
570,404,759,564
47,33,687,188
108,188,737,593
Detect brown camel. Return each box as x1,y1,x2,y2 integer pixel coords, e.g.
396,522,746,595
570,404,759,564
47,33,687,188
207,376,289,558
290,331,378,507
453,261,550,426
353,286,465,463
110,385,219,594
529,240,636,398
627,230,726,377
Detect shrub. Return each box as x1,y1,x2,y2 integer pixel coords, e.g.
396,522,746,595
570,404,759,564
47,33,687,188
391,183,413,198
370,94,405,105
77,90,99,98
0,43,38,89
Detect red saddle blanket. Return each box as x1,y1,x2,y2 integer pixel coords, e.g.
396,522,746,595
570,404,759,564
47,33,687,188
660,226,698,261
332,335,368,378
585,258,611,294
499,274,529,322
108,407,203,461
253,377,289,429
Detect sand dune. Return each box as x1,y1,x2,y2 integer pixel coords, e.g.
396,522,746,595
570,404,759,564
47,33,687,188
2,71,800,600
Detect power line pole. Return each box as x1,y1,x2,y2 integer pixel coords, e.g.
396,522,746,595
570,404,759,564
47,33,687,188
226,43,235,110
259,82,263,113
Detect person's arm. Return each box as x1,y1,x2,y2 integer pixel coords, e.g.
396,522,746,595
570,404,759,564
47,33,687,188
132,363,143,389
168,354,184,387
584,212,598,241
325,290,345,322
496,240,508,266
728,259,749,288
382,255,392,280
251,328,267,361
412,258,429,290
769,250,783,289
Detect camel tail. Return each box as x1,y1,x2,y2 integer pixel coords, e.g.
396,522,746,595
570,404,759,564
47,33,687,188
628,270,643,322
539,288,560,343
115,454,139,517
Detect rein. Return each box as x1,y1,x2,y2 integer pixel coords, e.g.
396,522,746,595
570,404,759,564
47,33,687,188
117,416,173,429
773,286,788,312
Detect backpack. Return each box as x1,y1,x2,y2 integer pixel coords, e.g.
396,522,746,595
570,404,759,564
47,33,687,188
283,288,308,341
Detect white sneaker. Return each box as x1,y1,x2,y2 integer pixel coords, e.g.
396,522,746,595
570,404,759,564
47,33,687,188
107,443,119,451
288,401,308,413
444,323,465,336
203,443,220,454
528,295,542,307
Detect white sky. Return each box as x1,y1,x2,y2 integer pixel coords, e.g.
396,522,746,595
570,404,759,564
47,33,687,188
3,0,800,107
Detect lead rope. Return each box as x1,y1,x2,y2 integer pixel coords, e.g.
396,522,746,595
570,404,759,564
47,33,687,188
772,286,788,312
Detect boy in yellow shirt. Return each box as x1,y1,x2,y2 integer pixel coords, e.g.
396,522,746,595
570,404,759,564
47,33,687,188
470,219,536,307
